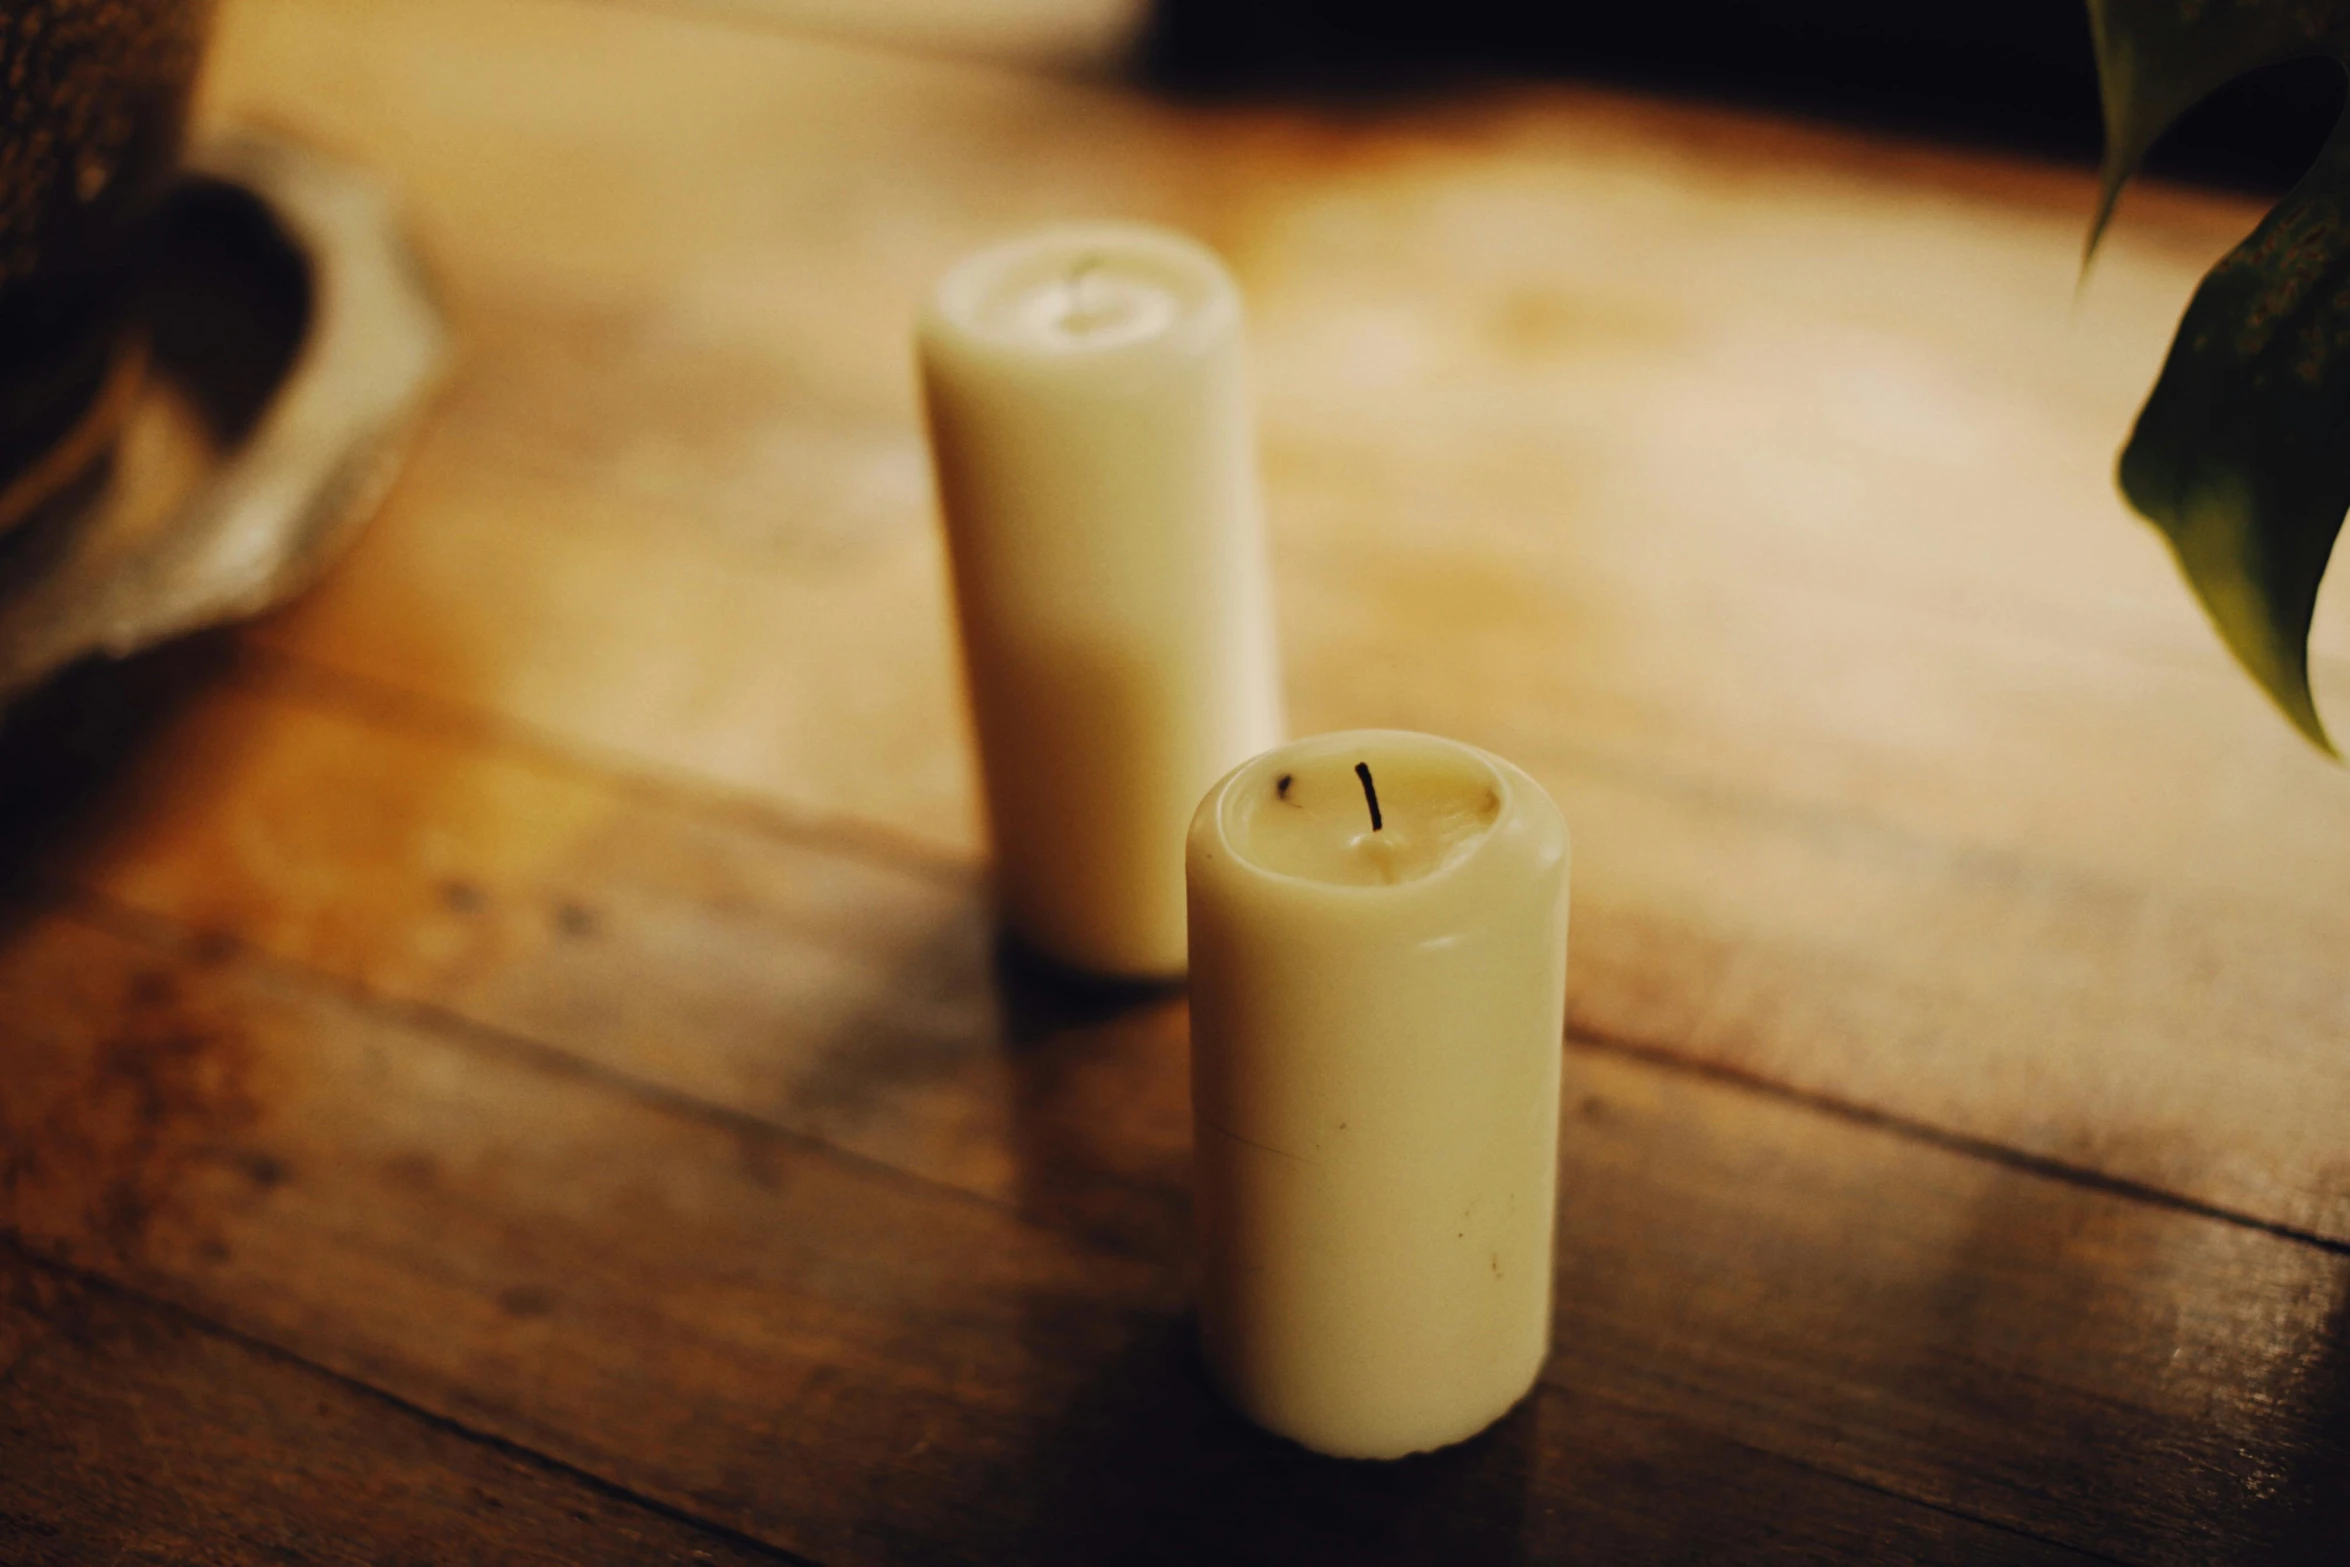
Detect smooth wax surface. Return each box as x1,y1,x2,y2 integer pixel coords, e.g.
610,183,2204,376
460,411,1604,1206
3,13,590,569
919,222,1283,977
1187,730,1570,1459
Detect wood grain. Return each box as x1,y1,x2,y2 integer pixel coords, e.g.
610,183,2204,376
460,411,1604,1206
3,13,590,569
61,628,2350,1263
181,0,2350,1243
0,1258,793,1566
0,1263,2101,1567
5,808,2344,1562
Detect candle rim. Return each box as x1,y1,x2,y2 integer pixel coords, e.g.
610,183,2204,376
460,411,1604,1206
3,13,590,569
1202,729,1518,897
922,220,1238,363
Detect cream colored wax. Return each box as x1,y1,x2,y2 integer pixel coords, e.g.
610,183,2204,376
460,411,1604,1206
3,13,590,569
918,223,1283,977
1186,730,1569,1458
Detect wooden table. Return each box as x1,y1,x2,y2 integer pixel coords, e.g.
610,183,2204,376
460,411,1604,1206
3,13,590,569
5,1,2348,1560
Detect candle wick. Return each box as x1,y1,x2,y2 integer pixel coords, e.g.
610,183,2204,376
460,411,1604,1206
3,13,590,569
1354,762,1383,832
1065,254,1103,325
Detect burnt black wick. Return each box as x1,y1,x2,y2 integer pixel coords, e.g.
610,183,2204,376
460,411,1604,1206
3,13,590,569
1277,773,1294,799
1354,762,1383,832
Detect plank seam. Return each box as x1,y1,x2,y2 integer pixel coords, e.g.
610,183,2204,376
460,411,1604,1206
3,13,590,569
228,639,978,886
1554,1377,2147,1567
47,886,1115,1251
50,864,2350,1268
0,1237,829,1567
4,1244,2136,1567
240,632,2350,953
17,890,2249,1564
1566,1024,2350,1259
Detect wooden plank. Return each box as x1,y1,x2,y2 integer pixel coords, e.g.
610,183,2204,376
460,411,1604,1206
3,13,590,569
181,0,2350,1234
0,1270,2074,1567
52,639,2350,1248
0,1259,795,1565
1,882,2341,1563
189,0,2350,888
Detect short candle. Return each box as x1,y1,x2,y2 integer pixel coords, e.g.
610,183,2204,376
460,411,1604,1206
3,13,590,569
1187,729,1570,1459
918,222,1283,978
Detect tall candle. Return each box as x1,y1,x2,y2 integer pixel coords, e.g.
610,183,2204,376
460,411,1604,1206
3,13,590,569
1187,730,1570,1458
918,223,1283,977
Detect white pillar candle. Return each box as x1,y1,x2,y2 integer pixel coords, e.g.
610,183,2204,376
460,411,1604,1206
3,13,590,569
1186,729,1570,1459
918,223,1284,977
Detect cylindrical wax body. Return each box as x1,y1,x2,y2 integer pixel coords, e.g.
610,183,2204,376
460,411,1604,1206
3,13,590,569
1186,730,1569,1459
919,223,1284,977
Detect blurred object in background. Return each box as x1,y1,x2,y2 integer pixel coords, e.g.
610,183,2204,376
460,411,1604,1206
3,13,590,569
649,1,2346,197
0,0,216,536
0,133,446,709
1140,0,2344,194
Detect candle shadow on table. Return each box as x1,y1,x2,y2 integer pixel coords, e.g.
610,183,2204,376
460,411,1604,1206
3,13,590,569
1005,1304,1542,1566
988,938,1541,1564
993,928,1179,1012
991,929,1197,1261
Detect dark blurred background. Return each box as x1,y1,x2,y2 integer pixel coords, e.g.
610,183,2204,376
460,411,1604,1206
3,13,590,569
1141,0,2345,195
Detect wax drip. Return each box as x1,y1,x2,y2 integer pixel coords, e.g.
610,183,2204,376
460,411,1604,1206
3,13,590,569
1354,762,1383,832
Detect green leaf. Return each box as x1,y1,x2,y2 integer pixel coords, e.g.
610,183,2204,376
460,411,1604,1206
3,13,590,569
2088,0,2350,752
